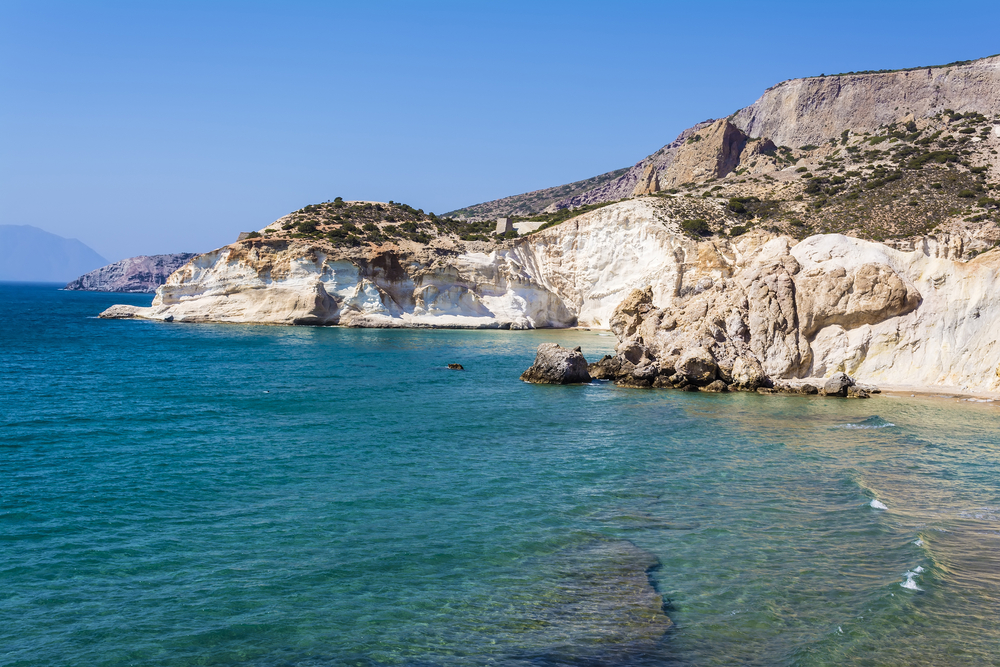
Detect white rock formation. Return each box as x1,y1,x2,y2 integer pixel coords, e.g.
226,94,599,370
101,199,724,330
606,229,1000,393
101,197,1000,391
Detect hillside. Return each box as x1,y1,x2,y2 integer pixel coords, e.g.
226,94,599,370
446,168,628,221
446,54,1000,252
66,253,198,292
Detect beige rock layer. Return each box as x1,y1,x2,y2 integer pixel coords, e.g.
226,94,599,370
733,56,1000,146
610,233,1000,393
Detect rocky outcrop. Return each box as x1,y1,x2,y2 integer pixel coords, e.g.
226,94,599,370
631,164,660,197
657,119,748,189
66,253,197,293
602,232,1000,393
520,343,591,384
100,199,734,329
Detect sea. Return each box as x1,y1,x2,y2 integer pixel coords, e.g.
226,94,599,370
2,282,999,666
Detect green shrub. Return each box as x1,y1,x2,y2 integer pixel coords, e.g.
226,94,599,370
729,225,748,237
795,166,808,173
957,189,976,198
800,144,819,151
681,219,712,237
246,231,261,239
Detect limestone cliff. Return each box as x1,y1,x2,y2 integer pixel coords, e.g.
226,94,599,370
101,199,729,330
101,196,1000,392
733,55,1000,147
66,253,197,293
603,231,1000,393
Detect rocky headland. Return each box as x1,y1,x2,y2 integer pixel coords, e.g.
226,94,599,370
66,253,197,293
101,55,1000,394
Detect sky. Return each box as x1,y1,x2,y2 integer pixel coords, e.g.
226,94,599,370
2,1,1000,262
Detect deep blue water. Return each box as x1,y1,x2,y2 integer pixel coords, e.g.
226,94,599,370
2,282,999,666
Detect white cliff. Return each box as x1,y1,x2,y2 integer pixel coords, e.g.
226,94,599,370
100,199,724,329
602,227,1000,393
101,197,1000,392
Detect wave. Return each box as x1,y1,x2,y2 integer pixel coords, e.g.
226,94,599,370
834,415,896,430
870,499,888,510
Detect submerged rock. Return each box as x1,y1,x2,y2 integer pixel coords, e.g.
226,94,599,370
521,344,592,384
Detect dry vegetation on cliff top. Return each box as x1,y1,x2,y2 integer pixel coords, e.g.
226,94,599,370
251,113,1000,258
669,111,1000,248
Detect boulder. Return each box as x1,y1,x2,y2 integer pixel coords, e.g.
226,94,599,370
98,304,143,319
675,347,717,386
588,355,621,380
521,344,592,385
447,363,464,370
701,380,729,393
847,385,871,399
822,372,855,397
730,355,767,391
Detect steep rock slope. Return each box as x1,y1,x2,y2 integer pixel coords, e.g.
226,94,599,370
605,232,1000,392
733,55,1000,147
66,253,197,292
452,54,1000,234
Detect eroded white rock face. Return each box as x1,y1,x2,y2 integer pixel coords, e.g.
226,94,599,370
609,232,1000,392
102,199,724,330
793,235,1000,391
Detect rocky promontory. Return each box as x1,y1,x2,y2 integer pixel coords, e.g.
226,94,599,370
66,253,197,293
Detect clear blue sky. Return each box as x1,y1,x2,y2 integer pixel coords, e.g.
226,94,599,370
2,0,999,261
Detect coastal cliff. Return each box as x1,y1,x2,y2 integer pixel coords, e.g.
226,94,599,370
102,196,1000,392
100,54,1000,392
66,253,197,293
99,198,729,329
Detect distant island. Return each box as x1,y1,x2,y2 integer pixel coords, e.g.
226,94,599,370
0,225,107,283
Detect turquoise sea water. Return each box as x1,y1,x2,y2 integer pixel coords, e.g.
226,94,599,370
2,282,999,666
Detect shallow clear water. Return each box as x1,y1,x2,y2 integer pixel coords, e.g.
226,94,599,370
2,283,999,666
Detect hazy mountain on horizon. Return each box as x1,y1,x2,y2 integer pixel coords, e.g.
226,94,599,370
0,225,108,283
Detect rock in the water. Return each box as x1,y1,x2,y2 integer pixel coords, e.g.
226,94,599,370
675,347,717,386
847,385,871,399
447,363,464,370
521,344,592,384
822,372,856,397
701,379,729,393
98,304,142,319
730,355,768,391
587,355,620,380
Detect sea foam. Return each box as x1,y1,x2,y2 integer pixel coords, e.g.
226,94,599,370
870,499,888,510
901,566,925,591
